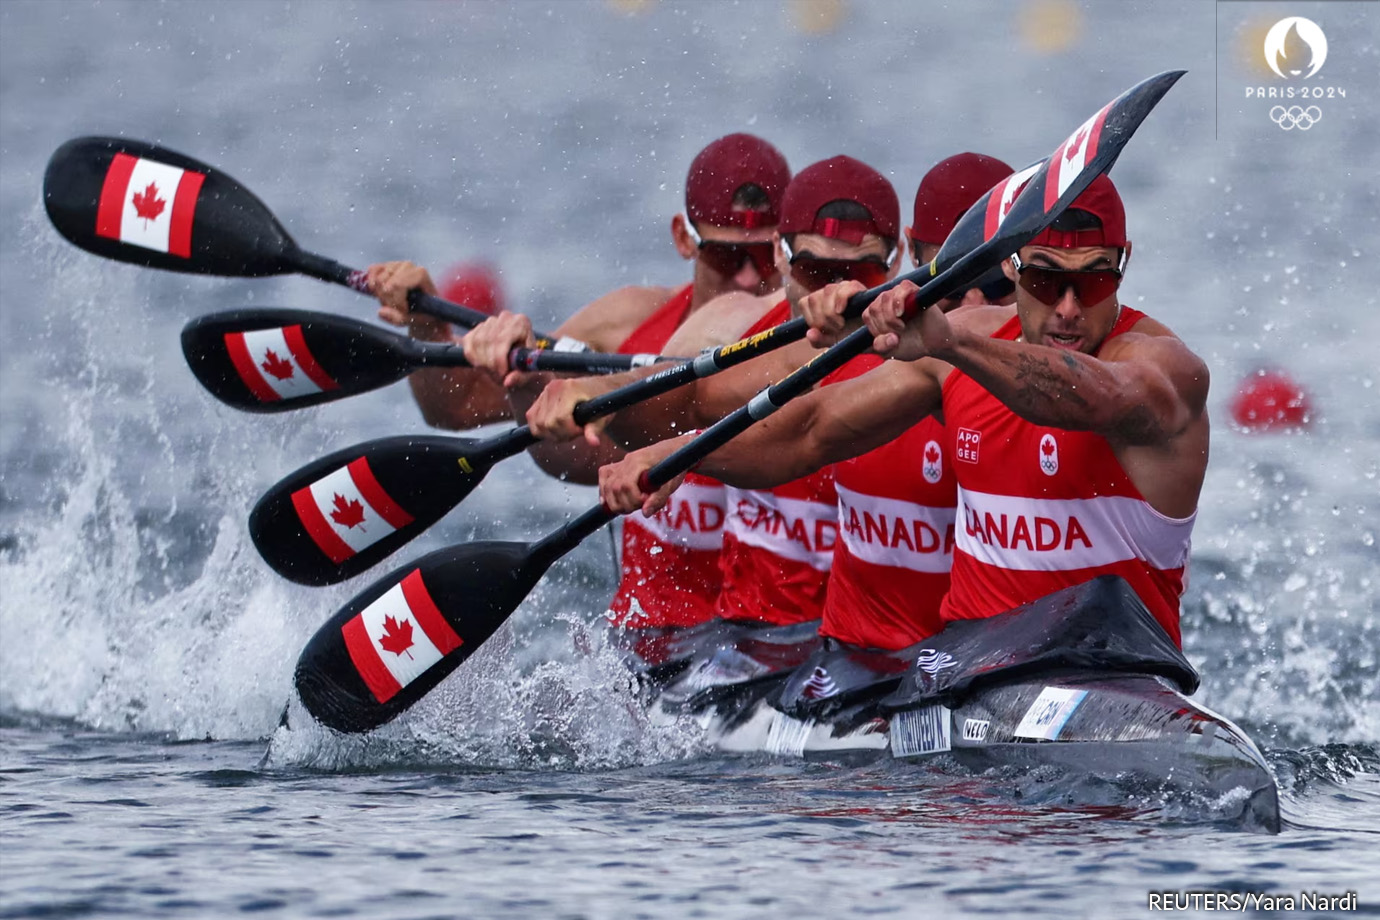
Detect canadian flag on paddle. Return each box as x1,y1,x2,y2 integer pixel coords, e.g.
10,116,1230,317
1045,104,1109,209
223,325,339,402
291,457,415,564
341,569,463,704
95,153,205,258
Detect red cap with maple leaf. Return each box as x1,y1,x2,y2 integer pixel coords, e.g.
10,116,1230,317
779,155,900,244
685,133,791,230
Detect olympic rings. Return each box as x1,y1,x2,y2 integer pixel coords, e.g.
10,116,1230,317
1269,105,1323,130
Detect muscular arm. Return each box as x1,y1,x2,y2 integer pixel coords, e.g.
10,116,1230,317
937,323,1208,446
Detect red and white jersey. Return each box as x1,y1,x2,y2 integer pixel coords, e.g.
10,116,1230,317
820,355,955,650
608,285,727,629
714,301,837,626
939,307,1195,646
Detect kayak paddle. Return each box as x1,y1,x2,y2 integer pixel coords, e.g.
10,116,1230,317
182,308,678,413
290,69,1186,732
42,136,579,350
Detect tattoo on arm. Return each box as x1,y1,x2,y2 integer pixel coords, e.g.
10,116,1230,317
1010,352,1092,415
1113,402,1165,443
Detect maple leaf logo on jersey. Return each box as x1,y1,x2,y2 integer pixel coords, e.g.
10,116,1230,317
260,349,295,380
131,182,166,224
378,614,414,658
330,493,366,530
922,440,943,484
1039,433,1059,476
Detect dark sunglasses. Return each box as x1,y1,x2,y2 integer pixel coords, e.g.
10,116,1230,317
1010,252,1124,306
685,222,778,278
782,238,894,293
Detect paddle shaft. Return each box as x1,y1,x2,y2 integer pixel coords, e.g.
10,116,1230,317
285,248,572,350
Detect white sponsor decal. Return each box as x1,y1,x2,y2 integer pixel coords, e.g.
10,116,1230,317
723,487,837,571
764,711,811,757
961,719,990,742
1014,687,1088,741
800,666,839,700
955,486,1194,572
956,427,980,464
916,649,958,675
836,485,955,574
624,480,726,551
889,705,952,757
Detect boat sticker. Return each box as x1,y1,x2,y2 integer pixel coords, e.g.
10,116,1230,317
889,705,951,757
961,718,990,742
1014,687,1088,741
916,649,958,675
800,666,838,700
764,711,810,757
341,569,463,704
291,457,415,564
95,152,205,258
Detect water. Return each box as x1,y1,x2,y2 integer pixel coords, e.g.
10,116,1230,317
2,0,1378,916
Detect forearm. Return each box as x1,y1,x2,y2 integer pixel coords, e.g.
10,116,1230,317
407,369,513,429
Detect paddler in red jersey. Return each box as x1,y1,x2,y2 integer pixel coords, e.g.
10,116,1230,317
523,155,904,630
597,153,1019,652
413,134,792,635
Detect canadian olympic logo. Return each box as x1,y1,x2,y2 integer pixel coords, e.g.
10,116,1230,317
1270,105,1322,131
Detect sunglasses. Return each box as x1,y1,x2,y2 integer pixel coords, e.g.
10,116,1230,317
685,221,778,279
1010,252,1124,307
781,237,895,293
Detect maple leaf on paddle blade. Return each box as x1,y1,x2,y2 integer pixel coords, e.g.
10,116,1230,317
329,493,366,529
261,348,295,380
131,182,166,222
1065,129,1087,162
378,615,414,658
1041,439,1055,456
924,445,940,464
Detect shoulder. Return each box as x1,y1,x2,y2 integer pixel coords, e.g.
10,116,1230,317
1104,314,1210,408
664,291,777,352
556,285,676,351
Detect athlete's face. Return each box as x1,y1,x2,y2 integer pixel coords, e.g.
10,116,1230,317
1003,244,1126,353
684,217,782,299
778,232,897,314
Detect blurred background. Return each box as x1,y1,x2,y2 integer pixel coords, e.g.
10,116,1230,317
0,0,1375,754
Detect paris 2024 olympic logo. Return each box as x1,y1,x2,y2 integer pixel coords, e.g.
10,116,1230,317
1244,16,1348,131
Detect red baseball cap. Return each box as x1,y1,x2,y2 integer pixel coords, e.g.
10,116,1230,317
911,152,1014,245
779,155,900,244
1028,174,1127,249
685,133,791,230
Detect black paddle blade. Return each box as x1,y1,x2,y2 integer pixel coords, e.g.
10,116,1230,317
249,435,503,586
934,69,1187,285
44,136,298,277
181,308,418,412
293,541,553,733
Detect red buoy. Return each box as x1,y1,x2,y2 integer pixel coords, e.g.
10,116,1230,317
1229,368,1313,431
439,262,505,316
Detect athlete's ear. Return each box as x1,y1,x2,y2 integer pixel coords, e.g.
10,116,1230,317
1120,241,1133,275
904,226,919,270
671,214,698,261
1001,253,1020,283
773,231,790,280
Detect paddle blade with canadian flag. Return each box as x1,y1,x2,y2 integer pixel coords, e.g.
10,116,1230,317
44,136,300,277
248,435,504,586
181,309,419,412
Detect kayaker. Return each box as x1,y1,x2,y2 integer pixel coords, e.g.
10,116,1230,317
598,153,1018,651
525,155,904,629
382,134,791,636
603,175,1205,648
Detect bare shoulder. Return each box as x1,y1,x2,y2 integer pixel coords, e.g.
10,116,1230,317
663,290,777,352
1104,314,1210,408
555,285,677,351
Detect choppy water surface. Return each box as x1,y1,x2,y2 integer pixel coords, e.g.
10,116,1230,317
2,1,1378,917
